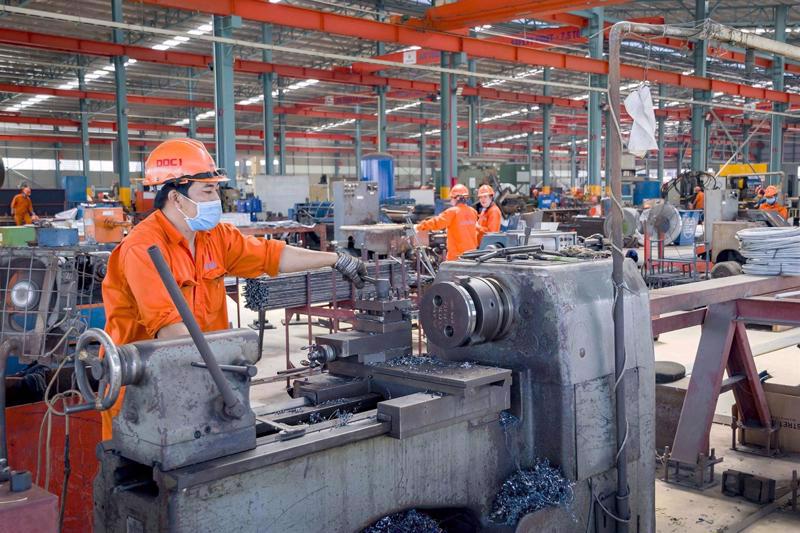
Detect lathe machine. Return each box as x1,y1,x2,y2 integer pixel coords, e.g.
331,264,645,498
72,250,655,532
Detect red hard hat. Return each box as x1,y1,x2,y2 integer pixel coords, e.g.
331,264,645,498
450,183,469,198
478,184,494,197
143,138,228,187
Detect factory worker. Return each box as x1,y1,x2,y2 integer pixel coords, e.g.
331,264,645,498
475,184,502,244
101,138,367,440
759,185,788,220
416,183,478,261
690,186,704,210
10,184,38,225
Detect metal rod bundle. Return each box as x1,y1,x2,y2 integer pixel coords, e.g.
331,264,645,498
243,262,410,311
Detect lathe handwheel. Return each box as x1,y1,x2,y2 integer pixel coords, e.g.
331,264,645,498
73,328,123,411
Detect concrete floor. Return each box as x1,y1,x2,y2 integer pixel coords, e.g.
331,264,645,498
226,289,800,532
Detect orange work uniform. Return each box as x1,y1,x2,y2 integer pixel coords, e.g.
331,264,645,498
417,203,478,260
694,191,704,210
476,203,502,244
760,201,788,220
100,209,286,439
10,193,33,225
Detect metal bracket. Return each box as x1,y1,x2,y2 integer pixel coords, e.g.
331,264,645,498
663,446,723,490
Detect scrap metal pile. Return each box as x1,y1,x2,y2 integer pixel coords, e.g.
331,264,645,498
489,459,574,526
737,226,800,275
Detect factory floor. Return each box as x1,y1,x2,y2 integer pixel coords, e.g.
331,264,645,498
226,295,800,532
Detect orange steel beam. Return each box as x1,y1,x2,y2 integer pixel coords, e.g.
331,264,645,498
138,0,800,106
416,0,631,32
0,28,584,110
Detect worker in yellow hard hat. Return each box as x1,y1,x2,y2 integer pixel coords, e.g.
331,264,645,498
475,184,502,244
416,183,478,260
759,185,788,219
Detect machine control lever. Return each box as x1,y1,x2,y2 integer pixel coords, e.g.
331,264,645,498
147,245,247,420
191,361,257,377
260,419,307,440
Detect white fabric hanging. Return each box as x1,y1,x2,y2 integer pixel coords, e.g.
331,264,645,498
623,84,658,157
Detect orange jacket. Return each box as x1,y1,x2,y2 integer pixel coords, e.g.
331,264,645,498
476,203,502,244
760,201,788,220
100,209,285,439
693,191,704,210
417,203,478,260
10,193,33,225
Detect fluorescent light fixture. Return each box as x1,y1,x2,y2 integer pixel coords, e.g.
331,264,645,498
385,101,421,115
152,44,170,51
162,40,180,47
308,118,355,132
103,65,116,72
4,106,20,112
57,83,74,90
126,58,137,65
173,36,190,43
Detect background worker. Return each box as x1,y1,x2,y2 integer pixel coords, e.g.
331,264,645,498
475,184,502,244
689,185,704,210
759,185,788,219
415,183,478,261
10,184,37,225
101,138,367,440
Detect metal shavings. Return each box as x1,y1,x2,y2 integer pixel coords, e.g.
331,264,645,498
308,412,325,424
489,458,574,526
499,411,520,430
243,278,270,310
270,407,304,415
361,509,444,533
372,354,476,373
559,245,611,259
333,409,353,427
316,397,352,407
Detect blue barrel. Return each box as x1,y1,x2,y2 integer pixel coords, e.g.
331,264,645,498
633,180,661,206
62,175,87,206
360,153,394,201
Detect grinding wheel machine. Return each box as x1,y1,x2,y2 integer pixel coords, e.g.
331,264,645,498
72,251,654,532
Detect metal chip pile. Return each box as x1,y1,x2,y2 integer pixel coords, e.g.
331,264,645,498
243,278,270,310
374,355,475,373
361,509,443,533
490,459,574,526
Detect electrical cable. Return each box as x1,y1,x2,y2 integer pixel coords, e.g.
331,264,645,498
737,227,800,275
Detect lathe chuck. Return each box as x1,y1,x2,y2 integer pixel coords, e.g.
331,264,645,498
420,276,512,348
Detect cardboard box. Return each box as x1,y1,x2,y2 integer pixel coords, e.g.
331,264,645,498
742,382,800,453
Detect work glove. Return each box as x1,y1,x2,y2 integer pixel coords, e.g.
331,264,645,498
334,252,368,289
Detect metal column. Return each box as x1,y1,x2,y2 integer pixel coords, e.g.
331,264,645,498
111,0,130,206
526,107,534,182
54,141,61,184
262,24,275,175
439,51,451,197
570,136,578,189
278,87,287,174
588,8,604,195
467,55,478,158
542,67,552,192
376,87,387,152
449,53,461,181
657,84,665,182
770,5,787,185
355,105,363,179
691,0,708,172
213,15,240,183
77,65,90,180
420,121,427,185
187,68,197,139
742,49,755,163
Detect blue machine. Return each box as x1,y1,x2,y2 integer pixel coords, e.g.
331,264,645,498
538,193,559,209
62,175,87,207
633,180,661,206
37,227,79,247
360,153,394,201
236,196,263,222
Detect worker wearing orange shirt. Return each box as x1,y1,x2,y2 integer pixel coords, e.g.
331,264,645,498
100,138,367,440
416,183,478,260
690,186,704,210
759,185,788,220
10,185,37,225
475,184,502,244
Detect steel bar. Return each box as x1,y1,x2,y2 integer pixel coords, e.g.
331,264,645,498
146,246,245,419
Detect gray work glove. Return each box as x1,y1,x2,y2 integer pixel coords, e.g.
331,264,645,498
334,252,368,289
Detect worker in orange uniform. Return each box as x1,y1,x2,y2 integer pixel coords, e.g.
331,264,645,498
690,186,704,210
587,196,602,217
100,138,367,440
475,184,502,244
10,184,37,225
415,183,478,261
759,185,788,219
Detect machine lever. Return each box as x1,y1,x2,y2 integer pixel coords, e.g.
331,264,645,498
191,361,257,377
147,245,247,420
260,419,307,440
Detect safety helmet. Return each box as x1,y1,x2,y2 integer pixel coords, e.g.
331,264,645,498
450,183,469,198
143,138,228,187
477,184,494,197
764,185,779,198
